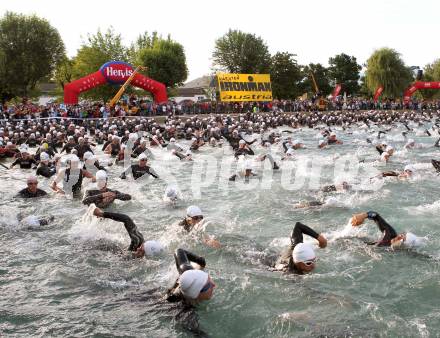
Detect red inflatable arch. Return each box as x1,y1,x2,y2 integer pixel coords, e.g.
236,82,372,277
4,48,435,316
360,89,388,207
64,61,168,104
403,81,440,103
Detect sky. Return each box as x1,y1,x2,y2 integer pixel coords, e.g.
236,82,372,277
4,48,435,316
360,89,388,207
1,0,439,82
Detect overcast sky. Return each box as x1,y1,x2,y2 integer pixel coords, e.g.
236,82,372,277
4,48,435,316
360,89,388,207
1,0,439,82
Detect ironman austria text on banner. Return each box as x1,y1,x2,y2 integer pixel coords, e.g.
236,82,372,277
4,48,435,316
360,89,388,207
217,73,272,102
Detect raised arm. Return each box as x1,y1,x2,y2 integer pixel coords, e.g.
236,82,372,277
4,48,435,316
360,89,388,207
174,248,206,274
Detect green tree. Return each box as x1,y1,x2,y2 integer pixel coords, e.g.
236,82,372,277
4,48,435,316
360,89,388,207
136,37,188,88
212,29,271,74
420,59,440,99
364,48,413,98
301,63,332,96
328,53,361,95
54,56,74,89
270,52,302,99
71,27,130,101
0,11,65,101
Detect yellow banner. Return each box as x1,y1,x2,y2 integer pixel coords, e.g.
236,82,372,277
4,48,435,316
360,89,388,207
217,73,272,102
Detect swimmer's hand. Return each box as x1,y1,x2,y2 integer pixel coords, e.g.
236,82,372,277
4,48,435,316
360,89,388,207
317,234,327,248
351,213,368,226
204,236,221,249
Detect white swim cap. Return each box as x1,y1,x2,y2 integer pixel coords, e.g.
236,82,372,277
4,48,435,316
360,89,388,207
143,240,165,256
407,139,415,144
138,153,148,161
83,151,94,160
286,148,295,156
404,232,421,247
404,165,415,172
27,175,38,184
187,205,203,218
239,139,246,145
22,215,40,227
129,133,138,141
179,270,209,299
165,186,178,199
318,139,326,146
292,139,301,146
170,138,176,143
95,170,107,181
40,152,50,161
292,243,315,263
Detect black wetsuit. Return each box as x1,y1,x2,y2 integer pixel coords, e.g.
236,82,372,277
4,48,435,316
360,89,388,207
16,188,47,198
82,188,131,208
120,164,159,180
100,212,144,251
322,184,337,193
366,211,397,246
11,157,37,169
234,147,255,158
36,163,56,178
274,222,320,274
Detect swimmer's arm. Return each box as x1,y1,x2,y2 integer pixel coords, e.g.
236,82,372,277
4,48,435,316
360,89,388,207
290,222,322,247
381,171,399,177
375,145,384,155
82,169,96,182
10,158,19,168
119,166,131,179
114,190,132,201
82,192,102,205
434,137,440,148
174,248,206,274
366,211,397,246
148,167,159,179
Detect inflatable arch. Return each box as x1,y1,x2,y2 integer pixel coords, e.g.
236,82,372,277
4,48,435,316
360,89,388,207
403,81,440,103
64,61,168,104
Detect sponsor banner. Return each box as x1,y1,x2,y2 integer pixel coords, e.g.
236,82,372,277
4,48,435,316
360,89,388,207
332,84,342,101
217,73,272,102
100,61,134,84
373,86,384,102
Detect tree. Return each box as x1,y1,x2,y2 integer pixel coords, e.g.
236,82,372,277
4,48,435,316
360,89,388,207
364,48,413,98
71,27,130,101
136,37,188,88
420,59,440,99
0,12,65,101
270,52,302,99
301,63,332,96
212,29,271,74
54,56,74,89
327,53,361,95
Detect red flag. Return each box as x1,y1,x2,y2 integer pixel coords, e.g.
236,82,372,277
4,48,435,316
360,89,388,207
373,86,384,102
332,84,342,101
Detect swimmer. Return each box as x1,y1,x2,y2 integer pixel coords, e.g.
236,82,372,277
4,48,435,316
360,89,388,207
10,146,37,169
16,176,48,198
321,181,351,193
272,222,327,274
163,186,179,203
178,205,221,248
229,161,257,182
120,153,159,180
51,154,95,196
327,132,343,145
166,248,216,304
82,170,132,208
18,214,55,228
318,139,327,149
35,152,56,178
234,139,255,158
92,206,164,258
379,165,415,179
431,159,440,173
351,211,423,248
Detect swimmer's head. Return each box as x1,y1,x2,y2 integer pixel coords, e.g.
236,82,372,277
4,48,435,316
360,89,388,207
186,205,203,224
391,232,422,249
165,186,178,201
292,243,316,273
140,240,165,257
179,269,215,301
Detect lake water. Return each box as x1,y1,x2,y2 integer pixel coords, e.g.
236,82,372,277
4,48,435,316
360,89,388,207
1,121,439,337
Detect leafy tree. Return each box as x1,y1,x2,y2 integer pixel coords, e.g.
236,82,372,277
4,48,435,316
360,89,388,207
212,29,271,74
71,27,130,101
301,63,332,96
136,37,188,88
364,48,413,98
54,56,74,89
0,11,65,101
128,31,159,62
328,53,361,95
270,52,302,99
420,59,440,99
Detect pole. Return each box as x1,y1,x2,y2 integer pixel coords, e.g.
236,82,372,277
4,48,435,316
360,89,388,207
108,66,146,107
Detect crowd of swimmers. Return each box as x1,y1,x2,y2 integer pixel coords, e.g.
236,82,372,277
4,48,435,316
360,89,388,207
2,108,440,336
